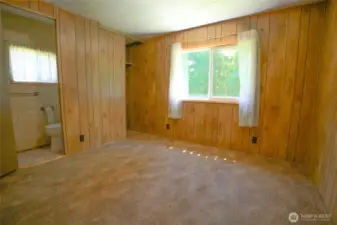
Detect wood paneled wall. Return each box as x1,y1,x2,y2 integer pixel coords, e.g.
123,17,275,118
4,0,56,18
1,0,126,154
314,0,337,222
127,3,326,164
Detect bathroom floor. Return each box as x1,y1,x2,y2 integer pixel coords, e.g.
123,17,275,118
17,147,64,168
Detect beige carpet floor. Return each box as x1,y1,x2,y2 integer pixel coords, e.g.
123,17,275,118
0,132,331,225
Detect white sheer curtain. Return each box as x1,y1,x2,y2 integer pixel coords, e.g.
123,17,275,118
168,43,188,119
9,45,57,83
237,29,260,127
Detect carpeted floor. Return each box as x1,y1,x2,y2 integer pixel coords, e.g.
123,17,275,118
0,132,331,225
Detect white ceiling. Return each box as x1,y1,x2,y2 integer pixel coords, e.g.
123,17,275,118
47,0,322,39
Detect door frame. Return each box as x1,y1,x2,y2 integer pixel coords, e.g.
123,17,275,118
0,2,67,155
0,5,18,176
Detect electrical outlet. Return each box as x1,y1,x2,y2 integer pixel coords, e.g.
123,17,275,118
166,123,170,130
252,136,257,144
80,135,85,142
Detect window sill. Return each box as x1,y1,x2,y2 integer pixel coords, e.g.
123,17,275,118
182,98,239,105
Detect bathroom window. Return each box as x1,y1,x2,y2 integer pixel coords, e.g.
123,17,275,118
9,45,58,83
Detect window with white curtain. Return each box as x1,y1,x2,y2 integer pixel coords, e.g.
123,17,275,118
9,45,58,83
168,29,259,125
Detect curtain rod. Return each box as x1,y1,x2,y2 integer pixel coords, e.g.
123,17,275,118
172,33,237,45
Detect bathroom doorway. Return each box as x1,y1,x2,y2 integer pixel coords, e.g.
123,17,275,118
1,4,64,168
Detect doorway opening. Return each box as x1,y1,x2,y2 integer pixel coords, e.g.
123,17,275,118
1,4,64,168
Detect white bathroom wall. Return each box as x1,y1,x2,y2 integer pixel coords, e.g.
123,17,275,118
9,84,60,151
1,10,59,152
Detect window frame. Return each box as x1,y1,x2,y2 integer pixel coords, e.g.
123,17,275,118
183,44,239,103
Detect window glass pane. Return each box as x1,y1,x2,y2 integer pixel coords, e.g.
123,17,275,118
184,49,210,98
9,45,58,83
212,46,240,97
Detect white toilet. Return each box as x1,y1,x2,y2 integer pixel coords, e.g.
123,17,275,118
44,106,63,153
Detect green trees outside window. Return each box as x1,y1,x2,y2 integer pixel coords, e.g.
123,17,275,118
183,46,240,99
